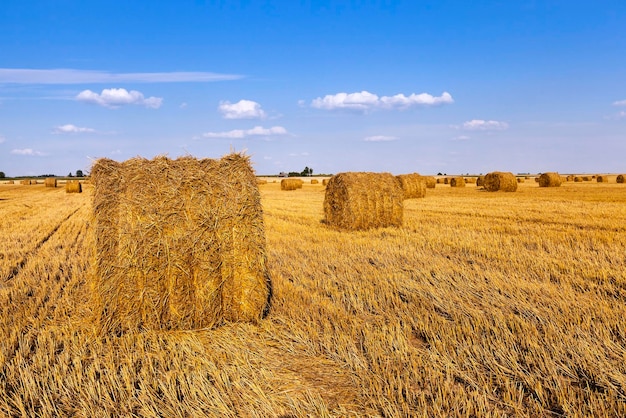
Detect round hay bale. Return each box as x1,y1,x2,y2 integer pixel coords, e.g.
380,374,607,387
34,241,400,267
7,180,14,184
396,173,426,199
436,178,442,184
443,177,449,185
476,176,485,187
323,172,403,231
465,177,476,184
574,176,582,182
582,176,591,181
257,179,268,185
45,177,57,187
311,179,319,184
538,172,562,187
65,180,82,193
516,177,524,183
281,178,303,190
423,176,436,188
617,174,625,184
596,176,609,183
534,177,539,183
566,175,574,182
483,172,518,192
90,153,271,333
450,177,466,187
322,178,329,186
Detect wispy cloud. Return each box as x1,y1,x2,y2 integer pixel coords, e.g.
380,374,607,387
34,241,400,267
53,124,96,134
311,90,453,111
11,148,45,156
462,119,509,131
76,88,162,109
0,135,5,144
364,135,397,142
612,99,626,106
452,135,471,140
219,99,267,119
201,126,288,139
289,152,310,157
0,68,243,84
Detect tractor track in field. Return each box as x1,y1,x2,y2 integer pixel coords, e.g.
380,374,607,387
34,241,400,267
3,207,82,283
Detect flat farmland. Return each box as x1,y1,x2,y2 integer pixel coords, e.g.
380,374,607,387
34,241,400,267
0,180,625,417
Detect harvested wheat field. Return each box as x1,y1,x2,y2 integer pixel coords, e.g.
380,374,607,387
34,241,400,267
1,179,626,417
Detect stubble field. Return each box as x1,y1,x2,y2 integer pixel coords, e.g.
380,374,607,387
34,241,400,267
0,179,625,417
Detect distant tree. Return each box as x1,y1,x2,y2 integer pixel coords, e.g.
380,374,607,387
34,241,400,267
288,171,300,177
0,172,5,179
76,169,84,177
68,172,73,177
301,166,313,176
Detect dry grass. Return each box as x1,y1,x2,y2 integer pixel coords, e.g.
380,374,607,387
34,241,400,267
0,179,625,416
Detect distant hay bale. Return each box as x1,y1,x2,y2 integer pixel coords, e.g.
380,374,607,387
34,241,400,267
90,153,271,333
45,177,57,188
443,177,449,185
7,180,14,184
484,172,518,192
582,176,591,181
323,172,403,230
257,179,267,185
596,176,609,183
516,177,524,183
566,175,574,182
574,176,582,182
396,173,426,199
617,174,625,183
20,179,29,185
476,176,485,187
450,177,465,187
538,172,562,187
322,179,329,186
281,178,303,190
465,177,476,184
311,179,319,184
65,180,82,193
534,177,539,183
436,178,442,184
423,176,436,188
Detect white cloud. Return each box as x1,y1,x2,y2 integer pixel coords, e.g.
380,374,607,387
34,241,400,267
452,135,471,141
462,119,509,131
219,99,266,119
53,124,95,134
201,126,288,139
0,135,5,143
364,135,397,142
612,99,626,106
0,68,243,84
311,90,453,111
76,88,163,109
179,102,188,109
11,148,44,156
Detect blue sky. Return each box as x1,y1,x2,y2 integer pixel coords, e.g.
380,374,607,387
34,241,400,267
1,1,625,177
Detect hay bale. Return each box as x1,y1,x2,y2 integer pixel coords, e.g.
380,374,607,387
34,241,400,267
617,174,625,184
422,176,436,188
436,178,442,184
534,177,539,182
566,175,574,182
443,177,449,185
582,176,591,181
257,179,267,185
65,180,82,193
516,177,524,183
7,180,14,184
450,177,465,187
573,176,582,182
311,179,319,184
322,179,329,186
476,176,485,187
484,172,518,192
281,178,303,191
90,153,271,333
323,172,403,230
396,173,426,199
465,177,476,184
538,172,562,187
45,177,57,187
596,176,609,183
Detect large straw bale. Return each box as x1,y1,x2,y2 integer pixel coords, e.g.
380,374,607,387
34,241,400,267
45,177,57,187
90,153,271,333
450,177,466,187
617,174,625,184
323,172,403,230
65,180,82,193
538,172,562,187
396,173,426,199
281,178,303,191
596,176,609,183
484,172,518,192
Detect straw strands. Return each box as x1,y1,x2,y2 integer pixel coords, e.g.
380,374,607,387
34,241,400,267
90,153,271,333
281,178,303,191
483,172,518,192
538,172,562,187
323,172,403,230
396,173,426,199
